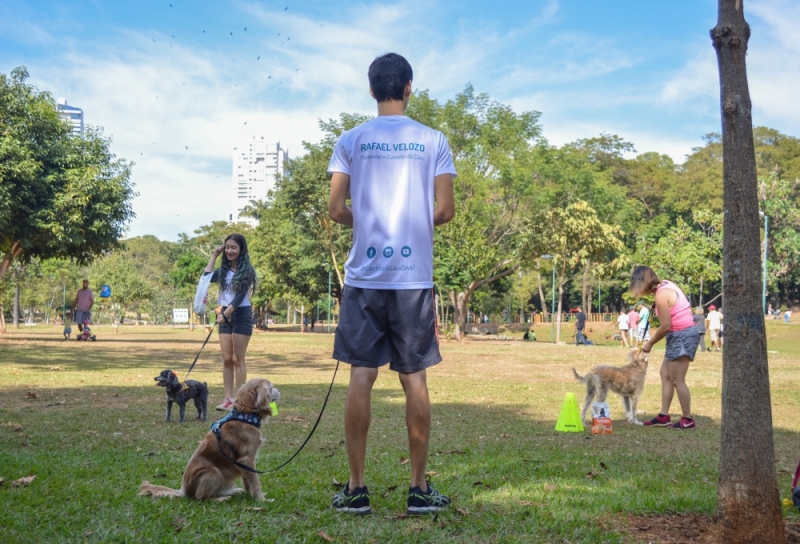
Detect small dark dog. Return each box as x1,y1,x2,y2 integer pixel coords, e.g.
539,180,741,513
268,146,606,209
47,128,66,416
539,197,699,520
154,370,209,423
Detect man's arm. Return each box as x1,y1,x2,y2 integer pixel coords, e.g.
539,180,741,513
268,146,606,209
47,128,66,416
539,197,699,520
328,173,353,227
434,174,455,226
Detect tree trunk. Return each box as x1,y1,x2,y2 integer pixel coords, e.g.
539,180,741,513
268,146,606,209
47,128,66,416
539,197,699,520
0,302,6,333
450,290,469,340
13,284,20,329
537,272,549,317
713,2,784,542
700,277,704,307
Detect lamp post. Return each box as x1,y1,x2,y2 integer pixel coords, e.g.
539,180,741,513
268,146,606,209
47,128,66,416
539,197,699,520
542,255,555,343
760,211,769,314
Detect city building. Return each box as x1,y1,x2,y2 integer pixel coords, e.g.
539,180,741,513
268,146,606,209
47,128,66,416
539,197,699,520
56,98,84,136
230,138,288,226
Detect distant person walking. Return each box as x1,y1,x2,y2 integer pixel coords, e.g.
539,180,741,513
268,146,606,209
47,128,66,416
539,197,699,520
617,309,630,347
574,306,587,346
693,306,707,352
786,309,793,323
706,305,723,352
631,266,699,430
636,302,651,343
203,233,257,411
72,279,94,333
627,306,639,341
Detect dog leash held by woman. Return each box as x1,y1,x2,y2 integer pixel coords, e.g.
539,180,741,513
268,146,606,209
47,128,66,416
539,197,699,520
630,265,700,429
203,234,257,411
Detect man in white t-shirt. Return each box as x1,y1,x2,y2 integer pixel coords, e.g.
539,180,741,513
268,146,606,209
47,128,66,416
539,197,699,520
327,53,456,516
636,303,651,342
706,305,723,351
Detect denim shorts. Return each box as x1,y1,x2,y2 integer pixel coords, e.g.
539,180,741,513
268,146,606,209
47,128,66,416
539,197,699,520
665,327,700,361
219,306,253,336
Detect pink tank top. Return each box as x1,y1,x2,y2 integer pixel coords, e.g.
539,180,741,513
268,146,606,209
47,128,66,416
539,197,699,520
655,281,694,331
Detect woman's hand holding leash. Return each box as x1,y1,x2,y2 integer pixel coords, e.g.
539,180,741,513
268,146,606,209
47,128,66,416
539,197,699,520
640,341,652,353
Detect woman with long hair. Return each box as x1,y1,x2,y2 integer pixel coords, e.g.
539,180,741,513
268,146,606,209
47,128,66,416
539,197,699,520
629,265,699,429
204,233,257,411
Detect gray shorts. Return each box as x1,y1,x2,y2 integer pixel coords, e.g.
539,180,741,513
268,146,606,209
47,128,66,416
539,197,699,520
333,287,441,374
665,327,700,361
74,311,92,324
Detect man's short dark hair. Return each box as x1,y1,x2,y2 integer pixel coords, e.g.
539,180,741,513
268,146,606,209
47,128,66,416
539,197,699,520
368,53,413,102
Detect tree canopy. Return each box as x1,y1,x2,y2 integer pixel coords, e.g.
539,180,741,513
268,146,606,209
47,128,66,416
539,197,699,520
0,67,136,282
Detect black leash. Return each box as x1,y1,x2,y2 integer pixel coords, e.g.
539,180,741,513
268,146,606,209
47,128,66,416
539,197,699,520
184,311,230,381
216,360,340,474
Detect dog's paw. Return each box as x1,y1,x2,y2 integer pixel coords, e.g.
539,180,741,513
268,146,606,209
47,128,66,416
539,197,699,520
215,496,232,502
632,419,643,426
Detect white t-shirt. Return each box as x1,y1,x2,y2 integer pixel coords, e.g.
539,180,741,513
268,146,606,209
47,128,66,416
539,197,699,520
617,314,629,330
218,269,251,308
707,310,722,330
327,115,457,289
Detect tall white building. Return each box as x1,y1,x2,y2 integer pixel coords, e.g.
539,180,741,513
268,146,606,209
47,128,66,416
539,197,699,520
56,98,84,136
230,138,288,226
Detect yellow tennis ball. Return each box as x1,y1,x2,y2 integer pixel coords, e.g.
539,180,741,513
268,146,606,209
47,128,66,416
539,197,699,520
270,401,278,416
783,498,792,507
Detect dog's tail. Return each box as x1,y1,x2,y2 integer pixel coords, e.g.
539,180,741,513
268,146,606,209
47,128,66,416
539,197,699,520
572,368,588,383
139,481,184,499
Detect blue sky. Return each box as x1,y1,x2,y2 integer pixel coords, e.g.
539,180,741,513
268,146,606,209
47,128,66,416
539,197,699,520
2,0,799,240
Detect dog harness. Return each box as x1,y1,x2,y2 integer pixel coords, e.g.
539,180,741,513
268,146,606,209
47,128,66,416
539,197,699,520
211,408,262,435
211,409,265,473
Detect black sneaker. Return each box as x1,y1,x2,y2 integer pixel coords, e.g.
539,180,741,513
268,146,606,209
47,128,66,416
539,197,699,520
331,484,372,515
407,482,450,515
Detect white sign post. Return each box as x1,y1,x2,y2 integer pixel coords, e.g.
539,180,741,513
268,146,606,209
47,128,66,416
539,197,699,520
173,308,189,325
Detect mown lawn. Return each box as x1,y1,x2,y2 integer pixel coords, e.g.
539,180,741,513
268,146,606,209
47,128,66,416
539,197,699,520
1,321,799,543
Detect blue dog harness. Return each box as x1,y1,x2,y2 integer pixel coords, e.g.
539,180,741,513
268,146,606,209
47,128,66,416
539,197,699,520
211,409,265,473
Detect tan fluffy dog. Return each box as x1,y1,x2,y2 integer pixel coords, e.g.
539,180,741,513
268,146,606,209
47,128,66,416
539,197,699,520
572,350,649,425
139,378,279,501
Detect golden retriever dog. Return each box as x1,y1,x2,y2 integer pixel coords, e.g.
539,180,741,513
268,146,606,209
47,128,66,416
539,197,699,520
572,350,648,425
139,378,280,501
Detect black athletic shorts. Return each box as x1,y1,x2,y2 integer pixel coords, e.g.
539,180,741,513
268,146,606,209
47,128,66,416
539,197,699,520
219,306,253,336
333,287,441,374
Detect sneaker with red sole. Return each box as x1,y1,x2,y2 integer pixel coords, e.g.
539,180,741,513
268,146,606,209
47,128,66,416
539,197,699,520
670,417,696,429
643,413,671,427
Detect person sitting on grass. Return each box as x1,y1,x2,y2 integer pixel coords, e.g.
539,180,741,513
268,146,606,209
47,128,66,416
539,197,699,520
631,266,700,430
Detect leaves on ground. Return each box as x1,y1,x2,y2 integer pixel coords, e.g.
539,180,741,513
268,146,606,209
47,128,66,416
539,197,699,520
399,456,409,465
11,475,36,487
24,391,38,399
318,530,335,542
544,483,558,491
49,366,65,371
600,461,608,470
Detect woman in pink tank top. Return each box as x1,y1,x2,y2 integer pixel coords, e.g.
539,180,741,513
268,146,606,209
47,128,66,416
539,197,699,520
629,266,700,430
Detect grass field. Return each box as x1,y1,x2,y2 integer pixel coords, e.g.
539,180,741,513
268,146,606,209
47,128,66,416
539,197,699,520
2,321,800,543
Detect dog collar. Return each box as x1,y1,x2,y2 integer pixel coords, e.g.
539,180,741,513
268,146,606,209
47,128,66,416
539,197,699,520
211,408,262,437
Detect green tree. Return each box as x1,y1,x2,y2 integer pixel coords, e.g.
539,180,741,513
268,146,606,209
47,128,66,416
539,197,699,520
759,172,800,304
407,86,542,338
0,67,136,282
648,210,723,306
525,201,628,342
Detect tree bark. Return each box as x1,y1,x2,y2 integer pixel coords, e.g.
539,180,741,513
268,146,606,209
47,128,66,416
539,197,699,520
0,302,6,333
713,2,784,542
537,272,549,318
700,277,704,307
13,284,20,329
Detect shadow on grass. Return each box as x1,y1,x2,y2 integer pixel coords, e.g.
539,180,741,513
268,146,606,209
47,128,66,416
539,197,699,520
4,374,793,544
